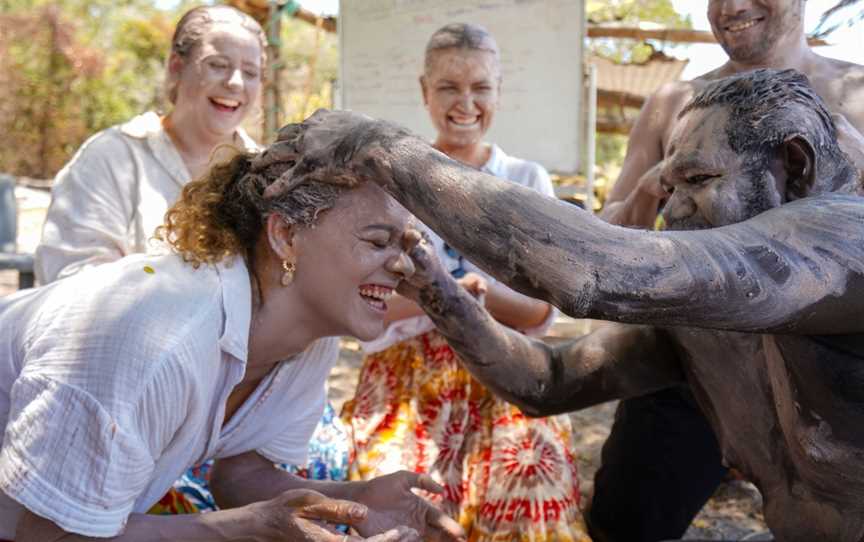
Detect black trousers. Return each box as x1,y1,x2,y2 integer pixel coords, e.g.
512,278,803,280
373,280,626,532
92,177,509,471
585,386,728,542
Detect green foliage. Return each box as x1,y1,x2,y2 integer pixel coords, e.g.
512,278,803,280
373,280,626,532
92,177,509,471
277,16,338,124
0,0,337,176
587,0,692,64
0,1,175,178
585,0,691,190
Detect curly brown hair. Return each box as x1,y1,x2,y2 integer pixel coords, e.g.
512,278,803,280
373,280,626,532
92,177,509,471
157,147,347,268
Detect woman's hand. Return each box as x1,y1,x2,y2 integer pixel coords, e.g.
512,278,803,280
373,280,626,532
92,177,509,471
456,272,488,303
250,488,421,541
351,471,465,542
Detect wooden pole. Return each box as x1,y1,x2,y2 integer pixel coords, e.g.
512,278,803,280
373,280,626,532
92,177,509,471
587,26,828,46
263,1,283,142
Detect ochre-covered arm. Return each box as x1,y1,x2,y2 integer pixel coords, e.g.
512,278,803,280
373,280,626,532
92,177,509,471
278,110,864,335
375,138,864,334
397,237,684,416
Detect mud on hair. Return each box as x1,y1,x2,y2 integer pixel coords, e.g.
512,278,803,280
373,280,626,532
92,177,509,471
157,148,347,268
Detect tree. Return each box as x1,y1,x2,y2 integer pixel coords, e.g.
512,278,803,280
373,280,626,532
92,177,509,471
0,0,173,178
585,0,692,174
812,0,864,38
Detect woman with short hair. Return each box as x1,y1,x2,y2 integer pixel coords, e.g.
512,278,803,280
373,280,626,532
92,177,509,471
342,23,589,542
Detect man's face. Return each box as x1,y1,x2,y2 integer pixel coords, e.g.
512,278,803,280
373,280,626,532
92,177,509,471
661,106,786,231
707,0,804,63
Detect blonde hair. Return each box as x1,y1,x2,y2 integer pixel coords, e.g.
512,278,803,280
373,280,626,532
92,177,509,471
157,148,347,268
165,5,267,104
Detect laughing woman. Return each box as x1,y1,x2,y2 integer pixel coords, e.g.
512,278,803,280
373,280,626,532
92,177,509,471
341,23,589,541
0,132,465,541
33,4,350,513
36,5,263,283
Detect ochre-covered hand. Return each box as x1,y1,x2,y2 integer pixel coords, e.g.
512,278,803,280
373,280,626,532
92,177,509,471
352,471,466,542
255,109,417,200
249,488,419,541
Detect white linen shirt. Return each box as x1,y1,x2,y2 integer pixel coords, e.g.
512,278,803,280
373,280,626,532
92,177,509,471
361,144,559,353
35,112,258,284
0,253,338,537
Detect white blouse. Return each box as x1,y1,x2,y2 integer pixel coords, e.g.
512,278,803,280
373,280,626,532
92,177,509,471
0,253,338,537
35,112,258,284
361,144,559,353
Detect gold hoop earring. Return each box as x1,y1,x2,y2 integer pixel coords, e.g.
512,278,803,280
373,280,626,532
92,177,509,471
281,260,295,287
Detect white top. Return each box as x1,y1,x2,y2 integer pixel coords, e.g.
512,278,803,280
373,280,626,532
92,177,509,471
35,112,258,284
0,253,339,537
362,144,558,353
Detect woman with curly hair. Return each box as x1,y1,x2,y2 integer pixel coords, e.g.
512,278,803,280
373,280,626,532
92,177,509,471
0,130,464,541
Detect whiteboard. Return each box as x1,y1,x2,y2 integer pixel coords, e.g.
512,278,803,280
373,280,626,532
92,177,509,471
338,0,585,173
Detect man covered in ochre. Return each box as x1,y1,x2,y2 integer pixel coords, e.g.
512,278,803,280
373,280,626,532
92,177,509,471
265,68,864,542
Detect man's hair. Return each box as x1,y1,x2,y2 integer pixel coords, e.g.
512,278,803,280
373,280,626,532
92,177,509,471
680,68,854,191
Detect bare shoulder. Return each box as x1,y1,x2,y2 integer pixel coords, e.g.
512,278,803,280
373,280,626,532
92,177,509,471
646,79,699,113
809,56,864,127
636,80,702,146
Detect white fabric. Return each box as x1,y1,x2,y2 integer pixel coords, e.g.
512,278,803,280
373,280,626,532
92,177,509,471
362,144,558,354
35,112,258,284
0,253,338,537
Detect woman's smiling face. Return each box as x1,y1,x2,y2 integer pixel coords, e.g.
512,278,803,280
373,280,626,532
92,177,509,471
421,47,501,152
289,183,416,341
172,22,263,138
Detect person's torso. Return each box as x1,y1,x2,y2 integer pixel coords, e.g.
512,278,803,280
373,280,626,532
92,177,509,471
671,328,864,541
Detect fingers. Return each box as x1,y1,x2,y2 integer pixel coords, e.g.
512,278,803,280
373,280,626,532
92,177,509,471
297,498,369,526
401,229,423,253
397,471,444,495
365,526,421,542
424,506,467,542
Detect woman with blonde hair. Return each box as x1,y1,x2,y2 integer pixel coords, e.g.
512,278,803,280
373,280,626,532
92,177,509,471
0,126,465,541
34,4,351,512
36,4,265,282
342,23,589,541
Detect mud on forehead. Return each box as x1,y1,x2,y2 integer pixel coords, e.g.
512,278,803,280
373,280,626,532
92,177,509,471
329,183,413,230
666,106,731,162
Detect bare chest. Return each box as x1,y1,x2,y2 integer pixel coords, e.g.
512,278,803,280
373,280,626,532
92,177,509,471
672,329,864,541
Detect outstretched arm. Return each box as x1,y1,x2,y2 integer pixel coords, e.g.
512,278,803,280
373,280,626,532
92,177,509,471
270,111,864,334
397,238,684,416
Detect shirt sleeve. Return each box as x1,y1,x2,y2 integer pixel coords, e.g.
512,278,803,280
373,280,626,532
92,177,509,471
35,130,137,284
528,162,556,198
0,374,155,537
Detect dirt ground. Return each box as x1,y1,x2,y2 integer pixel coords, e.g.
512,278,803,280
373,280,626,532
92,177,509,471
2,185,769,540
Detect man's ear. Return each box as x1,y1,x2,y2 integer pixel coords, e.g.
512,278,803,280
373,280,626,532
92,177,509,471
266,213,295,261
782,135,816,200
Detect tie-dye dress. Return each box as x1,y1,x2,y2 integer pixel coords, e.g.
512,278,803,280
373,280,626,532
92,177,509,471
342,145,590,541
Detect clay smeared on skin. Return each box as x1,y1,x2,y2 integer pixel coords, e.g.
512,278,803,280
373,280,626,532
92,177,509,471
277,68,864,541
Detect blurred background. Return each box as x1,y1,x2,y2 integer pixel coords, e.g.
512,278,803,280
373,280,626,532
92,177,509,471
2,0,861,190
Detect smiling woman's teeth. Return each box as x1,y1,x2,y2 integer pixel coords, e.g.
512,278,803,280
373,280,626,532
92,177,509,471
359,285,394,307
450,117,478,126
211,97,240,108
